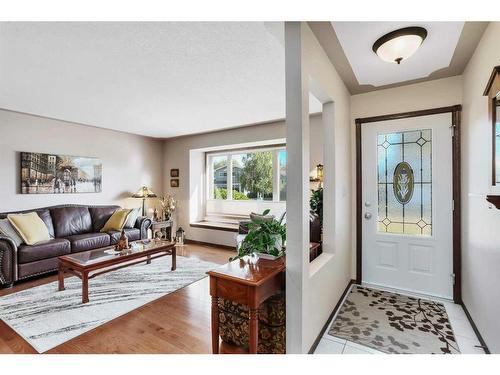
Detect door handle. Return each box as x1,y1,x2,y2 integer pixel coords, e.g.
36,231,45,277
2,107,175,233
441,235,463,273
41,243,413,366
364,212,372,220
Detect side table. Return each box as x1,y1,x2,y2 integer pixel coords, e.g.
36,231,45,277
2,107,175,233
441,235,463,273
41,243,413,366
207,255,285,354
150,220,173,241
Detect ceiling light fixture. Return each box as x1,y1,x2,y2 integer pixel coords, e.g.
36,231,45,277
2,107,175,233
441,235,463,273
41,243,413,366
372,27,427,65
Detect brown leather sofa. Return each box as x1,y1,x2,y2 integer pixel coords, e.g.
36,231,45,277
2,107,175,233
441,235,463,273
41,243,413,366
0,204,151,287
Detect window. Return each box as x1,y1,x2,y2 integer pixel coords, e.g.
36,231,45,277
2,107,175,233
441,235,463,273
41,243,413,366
210,155,228,199
207,146,286,203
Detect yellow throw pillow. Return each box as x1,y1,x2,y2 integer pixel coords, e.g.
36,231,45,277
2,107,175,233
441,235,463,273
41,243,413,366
100,209,133,232
7,212,51,245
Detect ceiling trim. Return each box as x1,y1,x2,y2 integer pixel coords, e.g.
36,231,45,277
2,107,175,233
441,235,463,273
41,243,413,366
309,21,489,95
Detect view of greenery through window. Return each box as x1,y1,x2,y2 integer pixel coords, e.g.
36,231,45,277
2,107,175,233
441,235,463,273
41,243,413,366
212,155,228,199
279,150,286,201
210,148,286,201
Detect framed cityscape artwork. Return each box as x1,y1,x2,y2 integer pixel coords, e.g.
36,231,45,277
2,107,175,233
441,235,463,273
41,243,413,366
20,152,102,194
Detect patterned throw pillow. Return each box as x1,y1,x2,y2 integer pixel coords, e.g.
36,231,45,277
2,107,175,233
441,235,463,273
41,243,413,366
0,218,24,247
123,207,140,229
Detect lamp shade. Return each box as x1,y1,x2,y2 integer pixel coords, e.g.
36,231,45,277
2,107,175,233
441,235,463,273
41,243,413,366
372,27,427,64
316,164,324,181
132,186,157,198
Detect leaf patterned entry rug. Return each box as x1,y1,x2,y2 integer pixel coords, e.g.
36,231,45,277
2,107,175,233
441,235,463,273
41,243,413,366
328,285,460,354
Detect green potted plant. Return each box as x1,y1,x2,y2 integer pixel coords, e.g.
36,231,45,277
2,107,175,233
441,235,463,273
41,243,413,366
231,209,286,261
310,187,323,226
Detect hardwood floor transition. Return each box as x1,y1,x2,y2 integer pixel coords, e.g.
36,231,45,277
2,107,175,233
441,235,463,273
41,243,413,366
0,243,235,354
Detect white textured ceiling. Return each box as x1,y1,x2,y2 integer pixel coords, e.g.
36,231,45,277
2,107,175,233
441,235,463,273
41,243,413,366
0,22,321,138
331,22,464,87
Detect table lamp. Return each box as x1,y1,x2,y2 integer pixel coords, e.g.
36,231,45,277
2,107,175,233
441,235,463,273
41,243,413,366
132,186,157,216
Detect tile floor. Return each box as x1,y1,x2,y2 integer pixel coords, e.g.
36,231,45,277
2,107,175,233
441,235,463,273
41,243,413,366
314,285,486,354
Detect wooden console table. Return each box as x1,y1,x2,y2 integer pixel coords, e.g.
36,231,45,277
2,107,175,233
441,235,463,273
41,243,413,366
207,255,285,354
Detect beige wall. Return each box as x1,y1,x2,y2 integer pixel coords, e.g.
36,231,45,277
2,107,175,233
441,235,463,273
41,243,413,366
0,109,163,213
350,76,463,278
461,22,500,353
162,115,324,247
351,76,463,119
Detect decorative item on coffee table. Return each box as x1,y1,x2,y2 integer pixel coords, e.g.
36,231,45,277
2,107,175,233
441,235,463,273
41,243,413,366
117,229,129,253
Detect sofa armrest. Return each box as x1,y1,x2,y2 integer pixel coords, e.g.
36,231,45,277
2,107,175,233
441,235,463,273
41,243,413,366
0,235,17,286
135,216,152,239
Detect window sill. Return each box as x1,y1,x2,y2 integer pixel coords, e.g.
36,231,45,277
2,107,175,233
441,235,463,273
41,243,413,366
190,221,239,233
206,199,285,204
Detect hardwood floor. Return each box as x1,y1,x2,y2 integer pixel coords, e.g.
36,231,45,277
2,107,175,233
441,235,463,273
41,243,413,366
0,243,235,354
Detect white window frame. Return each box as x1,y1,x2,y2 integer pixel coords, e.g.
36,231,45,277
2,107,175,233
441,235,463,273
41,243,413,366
206,144,286,203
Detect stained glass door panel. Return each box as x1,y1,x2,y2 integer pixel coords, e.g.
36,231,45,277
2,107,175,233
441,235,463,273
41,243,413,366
377,129,432,236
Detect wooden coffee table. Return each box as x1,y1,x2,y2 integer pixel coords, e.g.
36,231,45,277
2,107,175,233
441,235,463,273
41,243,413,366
58,239,176,304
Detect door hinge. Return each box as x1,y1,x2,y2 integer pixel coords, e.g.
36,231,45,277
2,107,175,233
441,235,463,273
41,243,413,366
452,199,455,211
451,273,456,285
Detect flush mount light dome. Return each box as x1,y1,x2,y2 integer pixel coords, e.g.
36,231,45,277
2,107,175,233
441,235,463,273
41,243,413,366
372,27,427,65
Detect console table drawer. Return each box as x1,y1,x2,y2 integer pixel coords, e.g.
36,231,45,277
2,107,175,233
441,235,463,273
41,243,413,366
212,277,249,305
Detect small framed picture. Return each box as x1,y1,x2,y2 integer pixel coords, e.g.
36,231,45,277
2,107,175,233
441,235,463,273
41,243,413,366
170,179,179,188
170,169,179,177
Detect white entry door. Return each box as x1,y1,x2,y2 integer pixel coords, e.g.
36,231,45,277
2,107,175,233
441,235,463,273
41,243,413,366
361,113,454,299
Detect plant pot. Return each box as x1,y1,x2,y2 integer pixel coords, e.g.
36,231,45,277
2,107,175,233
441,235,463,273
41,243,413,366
256,252,283,260
255,235,284,260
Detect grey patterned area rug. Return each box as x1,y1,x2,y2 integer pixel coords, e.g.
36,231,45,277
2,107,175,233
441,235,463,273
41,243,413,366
0,255,219,353
328,285,460,354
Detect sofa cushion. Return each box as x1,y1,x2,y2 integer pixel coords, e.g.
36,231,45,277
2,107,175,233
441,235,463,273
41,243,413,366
50,207,93,238
36,209,55,238
65,232,110,253
108,228,141,244
89,206,120,232
18,238,71,264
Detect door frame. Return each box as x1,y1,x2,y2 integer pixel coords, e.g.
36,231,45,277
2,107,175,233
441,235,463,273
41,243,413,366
355,105,462,303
